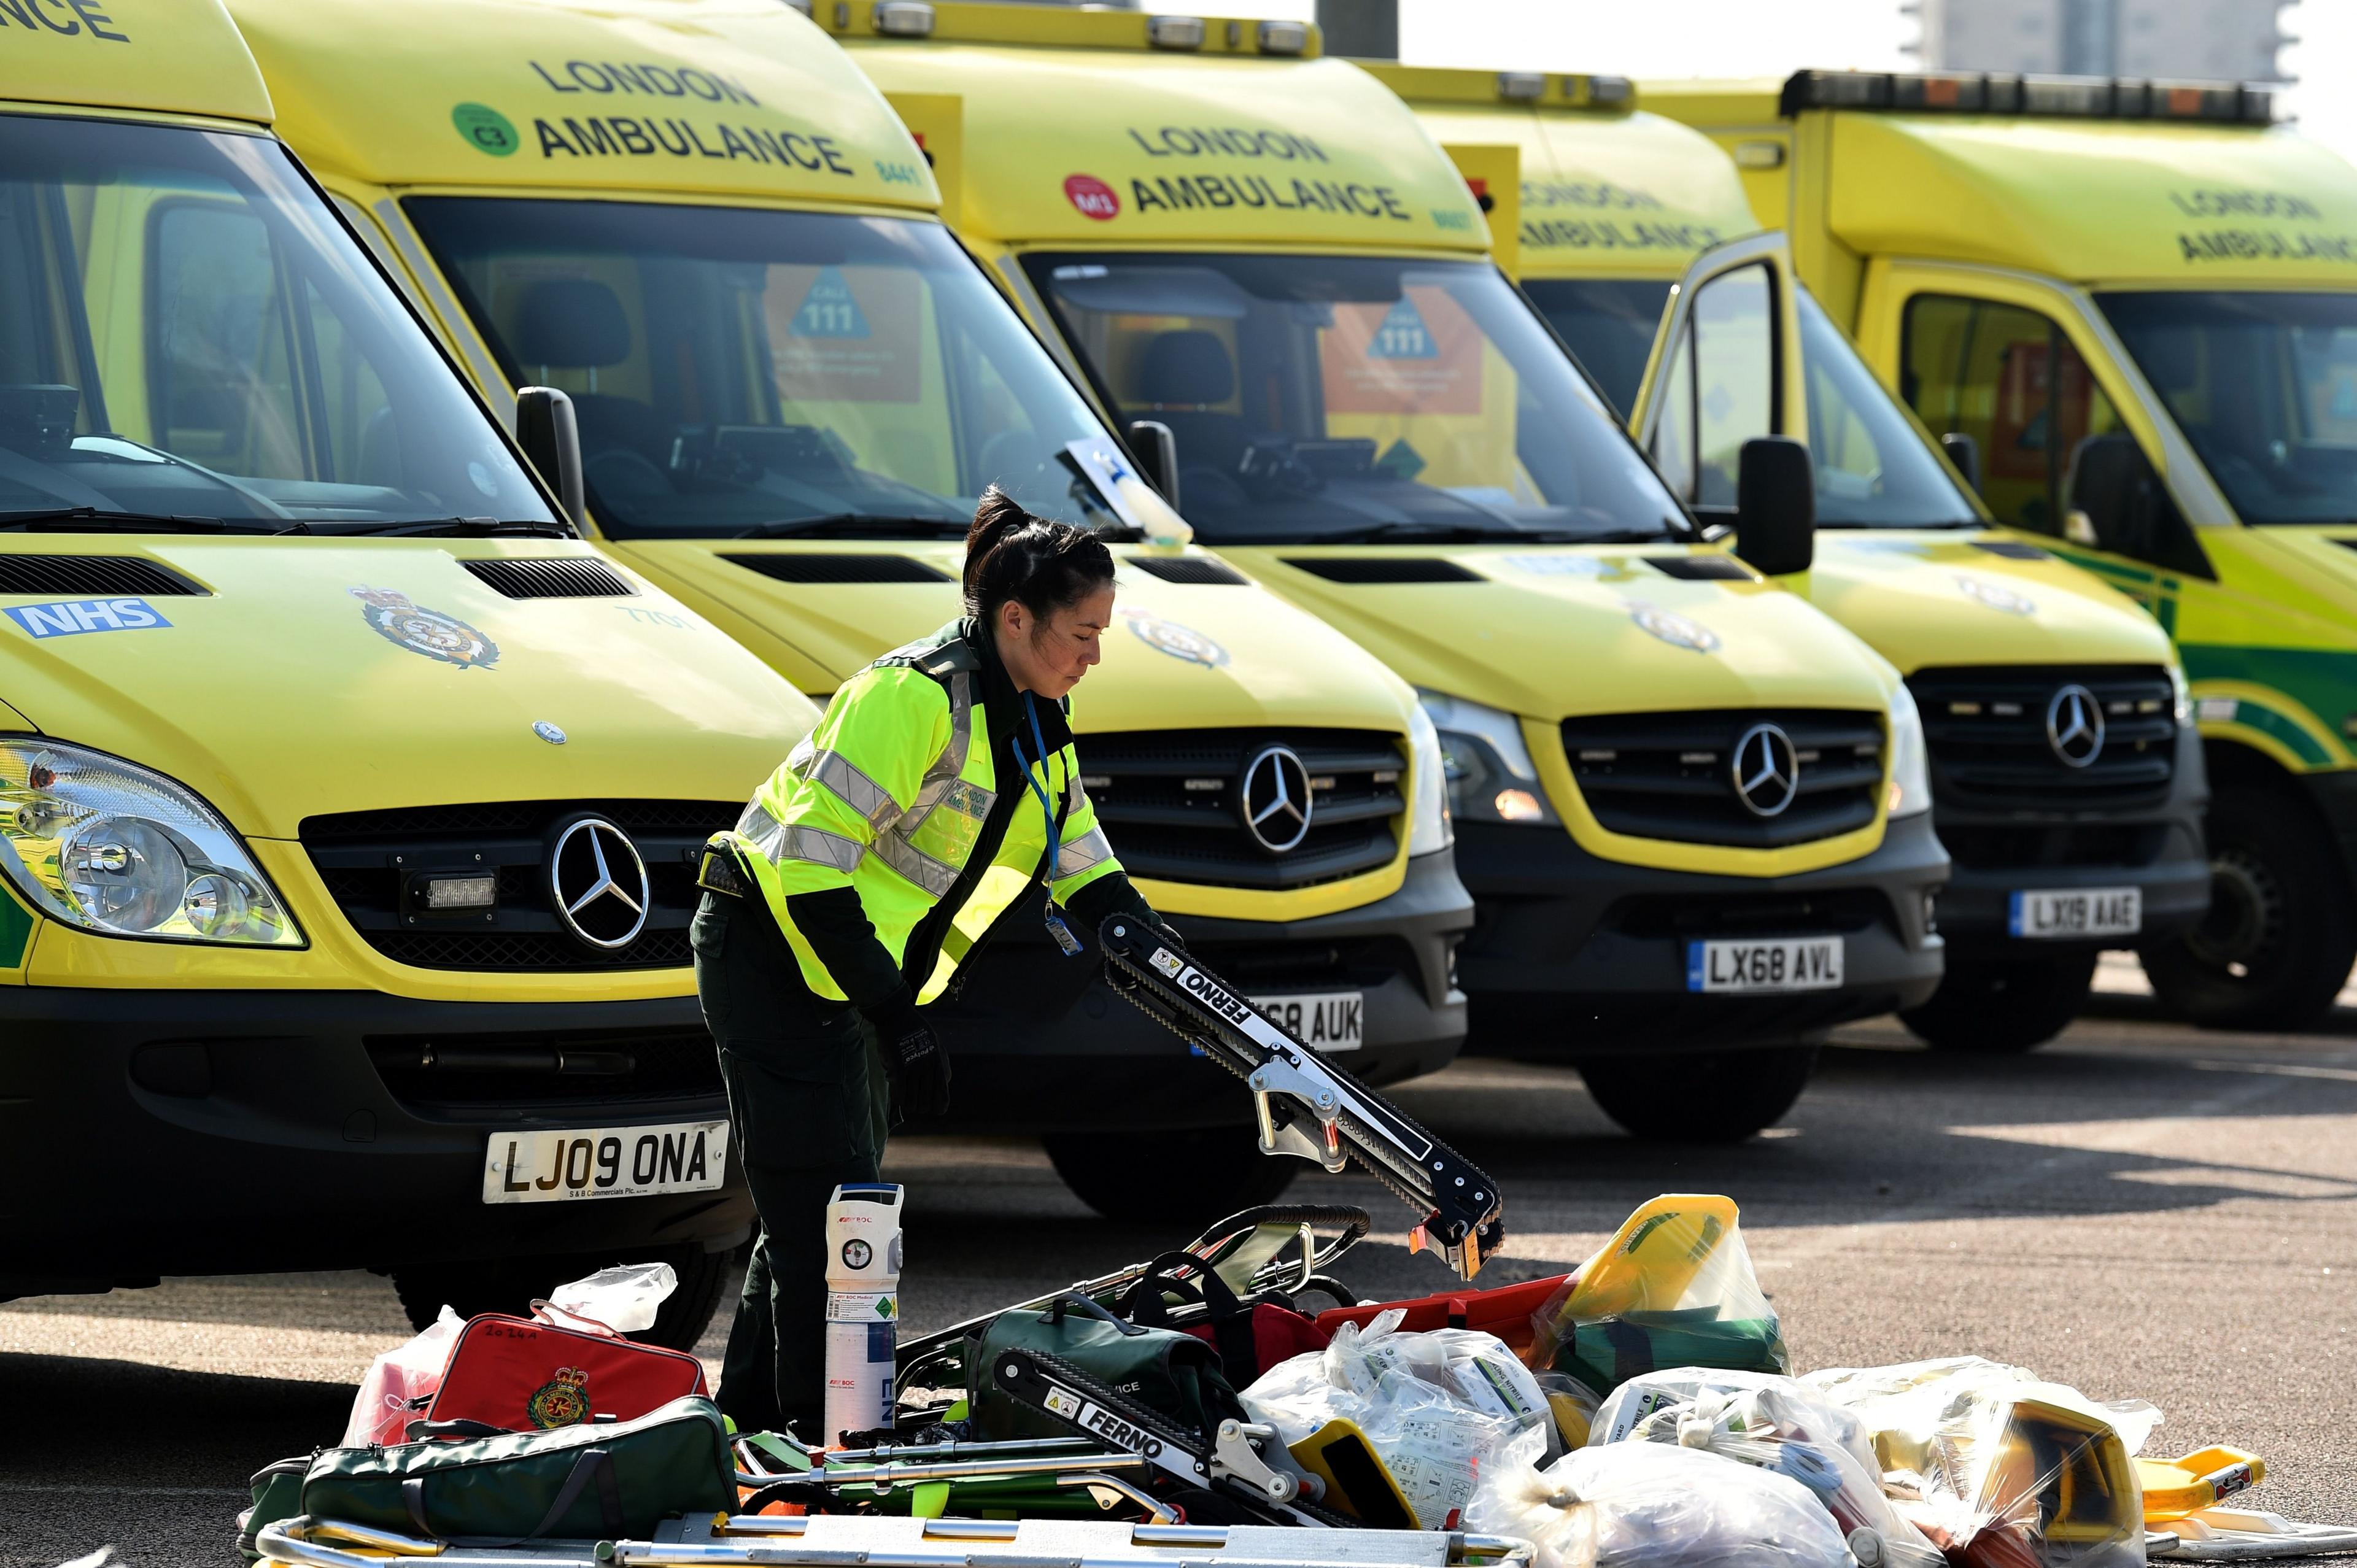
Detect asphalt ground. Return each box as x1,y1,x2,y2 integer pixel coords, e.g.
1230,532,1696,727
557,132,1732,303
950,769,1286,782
7,956,2357,1566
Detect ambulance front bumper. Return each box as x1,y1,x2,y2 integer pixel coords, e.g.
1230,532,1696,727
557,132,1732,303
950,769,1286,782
0,987,751,1295
1454,811,1949,1055
922,849,1473,1134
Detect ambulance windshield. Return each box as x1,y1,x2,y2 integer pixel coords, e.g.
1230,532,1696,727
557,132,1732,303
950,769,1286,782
0,115,555,530
404,199,1121,539
2101,290,2357,526
1025,253,1689,544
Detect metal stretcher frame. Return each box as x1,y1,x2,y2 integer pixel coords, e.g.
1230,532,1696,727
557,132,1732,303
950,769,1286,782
1095,919,1506,1278
255,1512,1541,1568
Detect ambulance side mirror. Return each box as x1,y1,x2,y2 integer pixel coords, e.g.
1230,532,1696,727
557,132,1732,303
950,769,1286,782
1940,431,1982,493
516,386,586,529
1734,436,1815,577
2065,433,2158,551
1128,419,1181,512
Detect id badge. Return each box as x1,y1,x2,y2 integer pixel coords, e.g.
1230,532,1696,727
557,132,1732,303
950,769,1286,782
1043,904,1084,957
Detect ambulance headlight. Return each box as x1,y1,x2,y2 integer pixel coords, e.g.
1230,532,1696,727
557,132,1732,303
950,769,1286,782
1405,701,1454,856
2168,664,2193,727
1886,683,1933,819
1418,690,1560,829
0,740,303,946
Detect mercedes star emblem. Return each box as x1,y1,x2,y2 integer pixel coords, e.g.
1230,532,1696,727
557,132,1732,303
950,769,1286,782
1730,723,1802,818
548,817,651,950
2046,684,2106,768
1239,743,1315,854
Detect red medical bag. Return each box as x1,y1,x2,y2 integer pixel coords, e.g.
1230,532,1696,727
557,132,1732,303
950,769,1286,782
416,1313,708,1438
1314,1273,1569,1356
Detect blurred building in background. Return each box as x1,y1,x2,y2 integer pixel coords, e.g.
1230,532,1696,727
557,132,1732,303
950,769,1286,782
1908,0,2291,82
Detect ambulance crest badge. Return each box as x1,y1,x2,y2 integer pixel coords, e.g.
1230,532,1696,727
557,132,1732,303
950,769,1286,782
349,585,500,670
526,1365,590,1429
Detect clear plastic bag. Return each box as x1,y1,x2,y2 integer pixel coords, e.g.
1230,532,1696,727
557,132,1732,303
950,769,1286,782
535,1261,678,1335
1527,1195,1790,1399
1804,1358,2156,1568
1245,1310,1552,1529
1467,1436,1856,1568
341,1305,462,1447
1587,1367,1946,1568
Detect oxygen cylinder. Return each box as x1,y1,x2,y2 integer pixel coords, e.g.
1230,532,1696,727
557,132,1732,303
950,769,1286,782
822,1182,904,1446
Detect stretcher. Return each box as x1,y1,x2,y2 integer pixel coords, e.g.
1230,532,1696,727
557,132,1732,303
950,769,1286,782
895,1204,1370,1427
254,1510,1540,1568
1096,918,1506,1279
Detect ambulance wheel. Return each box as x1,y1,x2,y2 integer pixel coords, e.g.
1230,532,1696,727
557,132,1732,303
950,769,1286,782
391,1242,733,1354
1898,951,2098,1054
1043,1124,1298,1226
2142,784,2357,1032
1576,1045,1816,1143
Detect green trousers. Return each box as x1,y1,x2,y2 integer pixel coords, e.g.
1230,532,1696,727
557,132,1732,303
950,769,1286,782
691,890,892,1440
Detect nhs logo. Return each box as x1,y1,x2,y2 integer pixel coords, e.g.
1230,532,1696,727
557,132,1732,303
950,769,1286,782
6,598,173,639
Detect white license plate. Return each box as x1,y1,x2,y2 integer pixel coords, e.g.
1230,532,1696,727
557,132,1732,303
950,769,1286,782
482,1121,729,1205
1252,991,1364,1051
2010,887,2142,939
1686,937,1844,994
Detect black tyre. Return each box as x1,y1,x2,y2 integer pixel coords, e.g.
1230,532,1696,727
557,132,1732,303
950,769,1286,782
2142,783,2357,1032
1899,950,2098,1054
392,1241,735,1353
1043,1124,1299,1225
1576,1045,1817,1142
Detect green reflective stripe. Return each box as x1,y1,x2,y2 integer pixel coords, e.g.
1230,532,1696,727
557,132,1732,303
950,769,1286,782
791,741,901,830
871,832,960,897
2210,697,2334,767
1055,825,1113,879
0,883,30,968
778,824,867,875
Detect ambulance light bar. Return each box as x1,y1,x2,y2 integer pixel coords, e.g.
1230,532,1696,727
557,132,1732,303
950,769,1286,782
827,1,1320,57
1781,69,2273,125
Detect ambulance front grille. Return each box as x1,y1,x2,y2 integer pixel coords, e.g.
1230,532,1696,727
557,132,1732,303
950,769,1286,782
1908,665,2176,813
365,1028,722,1113
1077,727,1404,890
301,798,737,972
1558,709,1884,849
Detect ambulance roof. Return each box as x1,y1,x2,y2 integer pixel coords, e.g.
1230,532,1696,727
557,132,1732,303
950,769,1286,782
1826,115,2357,287
0,0,273,127
1647,71,2351,288
227,0,937,211
829,1,1484,254
1366,64,1759,279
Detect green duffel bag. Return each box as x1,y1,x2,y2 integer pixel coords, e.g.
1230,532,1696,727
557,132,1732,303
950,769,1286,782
299,1394,734,1542
967,1292,1244,1443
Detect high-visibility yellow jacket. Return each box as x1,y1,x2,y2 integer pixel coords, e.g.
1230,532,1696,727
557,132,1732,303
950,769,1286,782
718,620,1128,1010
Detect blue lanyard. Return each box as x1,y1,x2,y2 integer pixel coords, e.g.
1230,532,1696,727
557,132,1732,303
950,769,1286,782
1010,692,1060,844
1010,692,1085,957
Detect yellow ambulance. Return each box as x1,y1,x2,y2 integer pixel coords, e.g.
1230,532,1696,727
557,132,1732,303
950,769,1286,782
833,2,1953,1140
1652,71,2357,1030
1376,66,2209,1052
228,0,1475,1218
0,0,824,1345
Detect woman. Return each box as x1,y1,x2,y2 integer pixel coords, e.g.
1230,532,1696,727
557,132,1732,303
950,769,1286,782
692,487,1174,1439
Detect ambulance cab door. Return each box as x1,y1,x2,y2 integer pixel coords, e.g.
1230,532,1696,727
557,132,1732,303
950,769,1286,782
1628,231,1806,533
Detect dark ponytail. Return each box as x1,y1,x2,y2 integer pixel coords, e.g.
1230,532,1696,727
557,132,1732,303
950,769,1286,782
962,485,1117,629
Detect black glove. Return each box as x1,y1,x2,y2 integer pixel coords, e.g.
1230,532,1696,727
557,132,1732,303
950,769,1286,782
878,1013,951,1124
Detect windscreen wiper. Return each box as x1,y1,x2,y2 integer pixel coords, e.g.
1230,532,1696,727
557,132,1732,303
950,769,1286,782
1312,520,1582,545
0,507,288,535
335,516,575,538
735,512,971,540
1097,916,1505,1280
